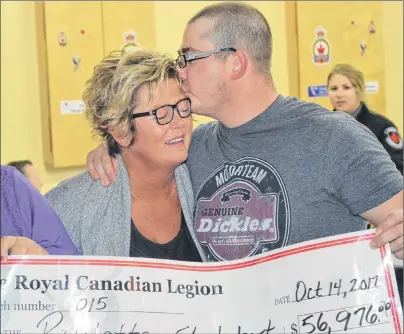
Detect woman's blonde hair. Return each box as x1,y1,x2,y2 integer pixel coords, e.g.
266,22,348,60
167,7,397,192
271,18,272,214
83,48,178,156
327,64,366,100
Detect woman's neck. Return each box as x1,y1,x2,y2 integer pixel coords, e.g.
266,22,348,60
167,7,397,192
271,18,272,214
122,150,175,202
347,101,362,114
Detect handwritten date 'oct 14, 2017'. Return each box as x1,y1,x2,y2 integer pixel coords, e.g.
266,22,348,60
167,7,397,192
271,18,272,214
273,276,379,306
294,275,380,303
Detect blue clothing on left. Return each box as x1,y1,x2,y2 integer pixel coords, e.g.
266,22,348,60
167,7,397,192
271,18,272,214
1,165,79,255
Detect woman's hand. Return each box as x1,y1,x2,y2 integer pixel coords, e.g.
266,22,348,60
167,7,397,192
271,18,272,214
1,236,48,261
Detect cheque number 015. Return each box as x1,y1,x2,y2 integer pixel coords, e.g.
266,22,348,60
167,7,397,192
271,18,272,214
76,297,108,312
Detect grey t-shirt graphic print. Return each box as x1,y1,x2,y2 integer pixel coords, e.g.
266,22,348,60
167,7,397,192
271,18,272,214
194,157,290,261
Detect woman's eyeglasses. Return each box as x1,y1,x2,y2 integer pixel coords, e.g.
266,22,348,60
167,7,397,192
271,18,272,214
131,97,191,125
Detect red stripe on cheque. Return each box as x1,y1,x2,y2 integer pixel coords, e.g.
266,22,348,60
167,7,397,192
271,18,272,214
380,246,402,334
3,234,373,271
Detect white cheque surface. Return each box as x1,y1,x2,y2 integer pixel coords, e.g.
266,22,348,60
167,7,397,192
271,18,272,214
1,230,402,334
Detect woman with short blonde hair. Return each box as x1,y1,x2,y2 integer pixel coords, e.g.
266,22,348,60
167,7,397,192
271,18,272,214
43,48,205,261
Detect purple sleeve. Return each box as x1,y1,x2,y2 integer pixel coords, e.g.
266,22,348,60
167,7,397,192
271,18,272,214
12,169,80,255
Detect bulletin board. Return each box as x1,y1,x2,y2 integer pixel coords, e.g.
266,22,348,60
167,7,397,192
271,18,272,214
42,1,104,167
296,1,386,114
37,2,157,168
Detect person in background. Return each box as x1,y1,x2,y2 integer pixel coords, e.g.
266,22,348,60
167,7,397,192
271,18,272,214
7,160,44,191
0,165,79,260
327,64,403,174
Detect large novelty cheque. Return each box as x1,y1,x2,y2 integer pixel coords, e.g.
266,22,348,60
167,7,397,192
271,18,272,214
1,230,403,334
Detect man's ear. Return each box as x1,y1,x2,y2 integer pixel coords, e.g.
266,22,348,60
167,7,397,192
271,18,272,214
230,50,248,80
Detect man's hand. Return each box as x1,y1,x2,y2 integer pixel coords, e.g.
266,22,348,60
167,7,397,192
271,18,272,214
1,236,48,261
87,143,119,187
370,209,403,259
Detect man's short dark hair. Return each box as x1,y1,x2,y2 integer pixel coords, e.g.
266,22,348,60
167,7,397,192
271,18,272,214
189,2,273,80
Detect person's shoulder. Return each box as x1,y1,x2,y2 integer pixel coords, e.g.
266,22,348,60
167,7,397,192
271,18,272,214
1,165,23,183
282,95,328,114
1,165,18,175
367,109,396,128
364,109,403,150
282,96,357,128
190,120,220,149
282,96,330,120
1,165,36,194
278,97,379,147
192,120,219,138
45,170,98,203
175,162,190,174
1,166,29,208
45,156,128,203
174,163,192,186
1,165,18,186
49,170,93,191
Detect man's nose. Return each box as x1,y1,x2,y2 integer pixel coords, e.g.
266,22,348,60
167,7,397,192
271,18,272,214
177,76,187,94
176,65,186,79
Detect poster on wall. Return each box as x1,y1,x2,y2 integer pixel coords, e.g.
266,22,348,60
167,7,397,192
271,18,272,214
365,81,379,94
308,85,328,97
312,27,331,65
60,100,84,115
360,41,367,56
122,30,138,53
369,20,376,34
58,32,68,47
72,56,81,72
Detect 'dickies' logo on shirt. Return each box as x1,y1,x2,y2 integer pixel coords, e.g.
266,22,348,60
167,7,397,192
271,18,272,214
195,157,290,262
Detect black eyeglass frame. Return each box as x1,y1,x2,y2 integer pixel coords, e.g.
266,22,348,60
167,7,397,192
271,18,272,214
130,97,192,125
176,47,237,69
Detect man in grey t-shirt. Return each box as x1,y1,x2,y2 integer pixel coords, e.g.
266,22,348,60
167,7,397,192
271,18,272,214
187,95,402,261
87,2,403,263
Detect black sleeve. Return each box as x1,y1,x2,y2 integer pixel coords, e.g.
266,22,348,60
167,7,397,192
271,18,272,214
378,122,403,175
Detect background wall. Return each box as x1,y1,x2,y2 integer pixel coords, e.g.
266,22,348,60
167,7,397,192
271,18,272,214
1,1,85,193
1,1,402,193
